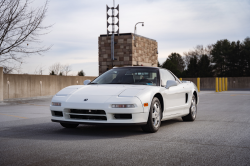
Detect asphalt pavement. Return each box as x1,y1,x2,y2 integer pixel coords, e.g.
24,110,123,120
0,91,250,166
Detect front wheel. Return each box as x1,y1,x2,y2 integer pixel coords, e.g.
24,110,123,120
141,97,162,133
182,94,197,121
60,123,79,128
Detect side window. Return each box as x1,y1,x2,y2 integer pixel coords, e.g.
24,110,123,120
160,69,176,86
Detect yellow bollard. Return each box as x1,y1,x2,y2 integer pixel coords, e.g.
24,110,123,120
219,77,222,92
216,77,219,92
225,77,228,91
179,78,182,81
222,77,225,91
197,77,200,92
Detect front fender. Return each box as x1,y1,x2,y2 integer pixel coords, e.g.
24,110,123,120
191,82,199,104
135,87,161,113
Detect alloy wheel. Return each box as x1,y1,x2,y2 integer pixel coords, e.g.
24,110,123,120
152,102,160,128
190,97,197,119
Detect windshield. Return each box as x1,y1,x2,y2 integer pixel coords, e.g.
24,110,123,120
91,67,160,86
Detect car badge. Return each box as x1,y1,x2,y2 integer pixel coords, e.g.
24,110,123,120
89,110,91,112
84,99,88,101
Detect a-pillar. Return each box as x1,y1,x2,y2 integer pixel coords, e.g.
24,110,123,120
0,67,3,101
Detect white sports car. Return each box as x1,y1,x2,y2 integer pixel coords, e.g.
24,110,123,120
51,67,199,132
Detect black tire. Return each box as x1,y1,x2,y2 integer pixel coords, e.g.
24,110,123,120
141,97,162,133
60,122,79,128
182,94,197,121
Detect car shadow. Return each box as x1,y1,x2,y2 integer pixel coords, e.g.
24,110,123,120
0,118,183,141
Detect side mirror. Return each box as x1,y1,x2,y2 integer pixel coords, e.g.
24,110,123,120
83,80,91,85
165,80,177,89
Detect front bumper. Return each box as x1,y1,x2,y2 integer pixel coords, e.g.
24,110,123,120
50,96,149,124
51,111,149,124
51,119,147,126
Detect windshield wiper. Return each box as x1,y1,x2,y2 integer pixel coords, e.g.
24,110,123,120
107,83,124,84
91,83,137,84
107,83,137,84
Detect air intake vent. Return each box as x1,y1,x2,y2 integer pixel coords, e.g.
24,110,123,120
52,111,63,117
114,114,132,119
186,93,188,103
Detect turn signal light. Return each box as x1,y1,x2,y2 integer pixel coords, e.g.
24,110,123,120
144,103,148,107
52,102,61,106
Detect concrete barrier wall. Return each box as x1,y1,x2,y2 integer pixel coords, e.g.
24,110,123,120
1,69,249,101
0,67,3,101
182,78,197,86
228,77,250,90
2,74,96,100
183,78,215,90
182,77,250,90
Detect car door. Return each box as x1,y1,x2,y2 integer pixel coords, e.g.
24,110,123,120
160,69,186,116
168,70,190,107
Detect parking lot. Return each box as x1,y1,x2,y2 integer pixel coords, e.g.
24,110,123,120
0,91,250,166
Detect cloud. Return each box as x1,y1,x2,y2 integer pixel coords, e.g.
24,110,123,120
17,0,250,76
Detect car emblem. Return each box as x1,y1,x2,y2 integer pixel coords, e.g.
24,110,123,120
89,110,91,113
84,99,88,101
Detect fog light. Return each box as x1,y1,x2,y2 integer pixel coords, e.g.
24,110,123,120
111,104,135,108
52,102,61,106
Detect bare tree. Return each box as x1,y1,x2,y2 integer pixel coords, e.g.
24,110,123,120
34,65,46,75
48,63,73,76
2,62,22,74
206,44,213,61
0,0,52,71
3,66,14,74
183,45,213,68
49,62,64,75
63,64,72,76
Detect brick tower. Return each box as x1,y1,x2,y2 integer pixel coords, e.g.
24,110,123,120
98,33,158,75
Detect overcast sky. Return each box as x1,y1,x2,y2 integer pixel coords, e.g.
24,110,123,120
19,0,250,76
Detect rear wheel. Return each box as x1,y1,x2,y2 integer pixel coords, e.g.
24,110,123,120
141,97,162,133
182,94,197,121
60,123,79,128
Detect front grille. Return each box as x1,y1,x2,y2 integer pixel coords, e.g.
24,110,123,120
70,115,107,121
68,109,107,121
70,109,106,115
114,114,132,119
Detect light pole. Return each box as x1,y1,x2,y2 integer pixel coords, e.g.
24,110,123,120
106,0,119,69
134,22,144,47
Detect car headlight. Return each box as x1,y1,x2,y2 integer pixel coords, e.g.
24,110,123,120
111,104,135,108
52,102,61,106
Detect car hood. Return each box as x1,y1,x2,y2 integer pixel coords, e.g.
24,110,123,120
54,85,149,104
72,85,147,96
